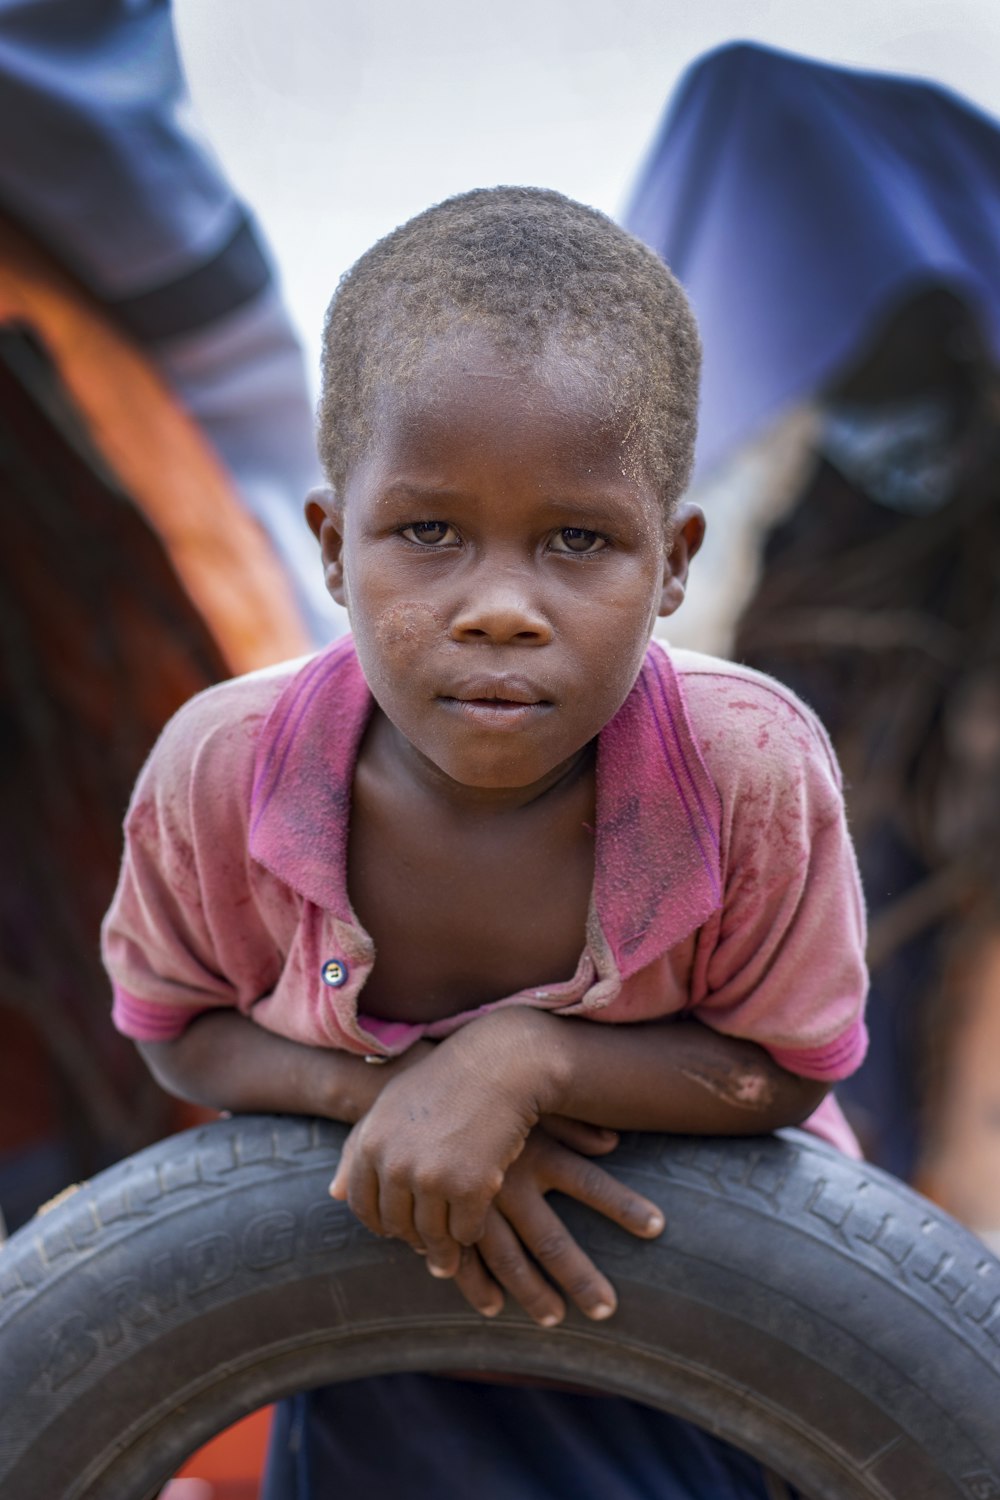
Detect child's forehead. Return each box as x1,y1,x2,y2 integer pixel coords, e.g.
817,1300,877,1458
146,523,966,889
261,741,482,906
370,325,627,436
339,320,670,512
346,343,663,525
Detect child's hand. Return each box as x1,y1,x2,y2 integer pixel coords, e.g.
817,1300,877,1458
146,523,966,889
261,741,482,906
329,1017,546,1271
446,1126,665,1326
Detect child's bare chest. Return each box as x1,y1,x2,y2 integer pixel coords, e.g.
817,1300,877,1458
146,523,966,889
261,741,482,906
346,768,596,1024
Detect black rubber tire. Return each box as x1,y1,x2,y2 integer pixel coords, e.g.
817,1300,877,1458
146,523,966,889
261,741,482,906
1,1116,1000,1500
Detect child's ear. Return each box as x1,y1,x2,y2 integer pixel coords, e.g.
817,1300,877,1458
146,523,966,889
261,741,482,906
304,486,348,607
658,501,705,619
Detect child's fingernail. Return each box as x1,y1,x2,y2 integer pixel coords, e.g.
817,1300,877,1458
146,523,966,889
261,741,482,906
645,1212,665,1234
413,1246,427,1255
539,1312,561,1327
427,1261,453,1279
591,1301,615,1320
482,1300,503,1318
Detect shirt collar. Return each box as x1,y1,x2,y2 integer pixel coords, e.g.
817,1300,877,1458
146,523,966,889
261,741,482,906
249,637,722,972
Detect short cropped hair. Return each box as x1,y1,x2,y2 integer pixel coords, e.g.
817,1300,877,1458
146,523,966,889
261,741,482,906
319,186,700,512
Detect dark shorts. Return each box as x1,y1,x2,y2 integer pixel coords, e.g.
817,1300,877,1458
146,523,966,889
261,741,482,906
261,1375,798,1499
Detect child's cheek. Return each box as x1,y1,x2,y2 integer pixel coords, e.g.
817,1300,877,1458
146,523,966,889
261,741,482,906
360,603,448,698
371,600,443,650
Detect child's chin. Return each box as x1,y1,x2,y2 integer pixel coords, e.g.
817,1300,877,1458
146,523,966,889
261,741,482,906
434,744,563,791
440,757,549,790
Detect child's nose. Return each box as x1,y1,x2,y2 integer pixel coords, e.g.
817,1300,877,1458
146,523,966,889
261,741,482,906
448,572,553,645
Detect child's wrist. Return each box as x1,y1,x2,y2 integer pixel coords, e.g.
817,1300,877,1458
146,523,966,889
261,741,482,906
307,1043,429,1124
458,1007,569,1118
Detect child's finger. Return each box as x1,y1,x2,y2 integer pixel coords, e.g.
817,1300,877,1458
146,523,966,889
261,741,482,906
448,1245,504,1320
548,1149,665,1240
477,1211,567,1328
413,1197,463,1278
503,1192,616,1322
328,1134,357,1201
377,1179,420,1249
330,1152,383,1236
540,1115,619,1156
447,1177,501,1249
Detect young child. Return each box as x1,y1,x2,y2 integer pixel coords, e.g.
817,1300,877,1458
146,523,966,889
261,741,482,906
102,187,867,1499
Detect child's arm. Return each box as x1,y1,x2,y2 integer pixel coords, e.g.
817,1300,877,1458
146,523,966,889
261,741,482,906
137,1009,435,1124
514,1009,829,1131
331,1006,824,1269
139,1006,670,1326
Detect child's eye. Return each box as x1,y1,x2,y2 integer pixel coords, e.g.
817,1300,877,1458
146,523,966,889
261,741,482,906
550,527,607,554
400,521,458,546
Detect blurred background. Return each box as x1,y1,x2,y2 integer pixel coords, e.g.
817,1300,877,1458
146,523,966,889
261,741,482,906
174,0,1000,379
1,3,999,1493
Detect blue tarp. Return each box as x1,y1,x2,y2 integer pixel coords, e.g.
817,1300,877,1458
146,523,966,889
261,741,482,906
625,41,1000,478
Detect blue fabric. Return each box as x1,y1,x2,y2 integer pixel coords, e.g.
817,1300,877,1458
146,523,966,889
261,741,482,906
261,1375,795,1499
0,1136,76,1234
0,0,266,323
624,41,1000,478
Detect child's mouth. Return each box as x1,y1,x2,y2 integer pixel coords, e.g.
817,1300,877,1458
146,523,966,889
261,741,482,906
442,698,550,729
463,697,537,709
440,682,552,727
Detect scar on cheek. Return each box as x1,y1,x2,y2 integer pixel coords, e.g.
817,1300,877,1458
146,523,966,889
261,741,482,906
373,602,442,643
677,1061,776,1111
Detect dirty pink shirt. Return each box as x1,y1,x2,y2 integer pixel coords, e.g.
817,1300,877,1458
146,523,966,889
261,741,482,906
102,637,868,1155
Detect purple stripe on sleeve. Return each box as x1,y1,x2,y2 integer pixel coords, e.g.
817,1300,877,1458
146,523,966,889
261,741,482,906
769,1018,869,1081
112,986,214,1042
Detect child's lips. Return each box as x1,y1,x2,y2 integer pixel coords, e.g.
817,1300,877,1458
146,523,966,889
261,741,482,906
442,697,551,729
462,697,538,708
439,679,553,727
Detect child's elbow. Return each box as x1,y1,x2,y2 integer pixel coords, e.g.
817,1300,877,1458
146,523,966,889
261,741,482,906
770,1069,830,1130
136,1036,201,1104
136,1022,231,1109
722,1047,829,1131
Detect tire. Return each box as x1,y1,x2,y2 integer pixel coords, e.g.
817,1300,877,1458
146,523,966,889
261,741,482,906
1,1117,999,1500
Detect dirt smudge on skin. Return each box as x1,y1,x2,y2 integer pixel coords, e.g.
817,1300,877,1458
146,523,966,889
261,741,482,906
373,601,441,645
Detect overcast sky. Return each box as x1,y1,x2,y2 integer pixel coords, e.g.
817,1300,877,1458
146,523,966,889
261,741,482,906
174,0,1000,386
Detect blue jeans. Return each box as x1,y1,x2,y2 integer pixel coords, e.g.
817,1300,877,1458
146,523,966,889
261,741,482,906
261,1375,797,1499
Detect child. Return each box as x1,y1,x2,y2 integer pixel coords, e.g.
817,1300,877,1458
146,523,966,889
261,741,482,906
102,187,867,1499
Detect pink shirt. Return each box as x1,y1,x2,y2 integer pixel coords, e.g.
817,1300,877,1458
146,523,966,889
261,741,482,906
102,637,868,1154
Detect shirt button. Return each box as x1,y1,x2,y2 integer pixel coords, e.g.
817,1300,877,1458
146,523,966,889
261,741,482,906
321,958,349,988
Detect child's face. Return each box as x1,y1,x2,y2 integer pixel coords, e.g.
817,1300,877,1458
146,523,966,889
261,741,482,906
308,332,703,792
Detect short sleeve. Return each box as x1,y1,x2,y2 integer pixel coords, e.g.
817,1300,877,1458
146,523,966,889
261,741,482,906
101,678,282,1043
685,670,868,1082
